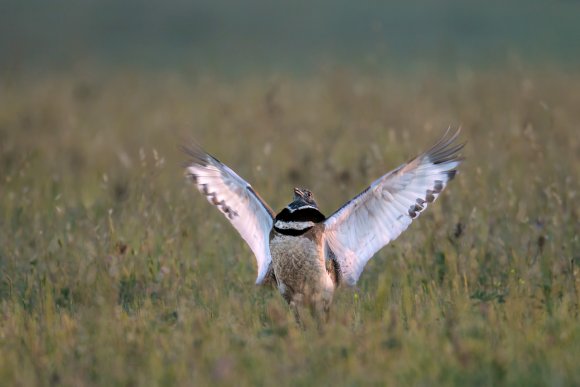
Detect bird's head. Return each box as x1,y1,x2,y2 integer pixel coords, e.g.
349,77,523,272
289,187,319,211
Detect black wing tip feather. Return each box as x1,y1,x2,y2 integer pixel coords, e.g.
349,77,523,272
446,169,457,181
182,143,225,189
426,127,465,166
182,143,215,168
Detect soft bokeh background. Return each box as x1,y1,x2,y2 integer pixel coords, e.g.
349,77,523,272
2,0,580,75
1,1,580,386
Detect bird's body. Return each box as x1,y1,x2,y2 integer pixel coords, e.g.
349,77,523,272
269,203,337,320
270,224,334,317
185,129,464,321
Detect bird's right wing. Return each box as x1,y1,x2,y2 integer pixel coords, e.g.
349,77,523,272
184,145,275,284
324,129,464,286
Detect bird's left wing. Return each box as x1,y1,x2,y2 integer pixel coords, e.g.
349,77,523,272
324,129,464,286
184,145,275,284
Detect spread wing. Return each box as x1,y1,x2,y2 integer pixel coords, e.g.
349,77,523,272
184,145,275,284
324,128,464,286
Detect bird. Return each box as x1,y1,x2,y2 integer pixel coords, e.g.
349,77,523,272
184,128,463,322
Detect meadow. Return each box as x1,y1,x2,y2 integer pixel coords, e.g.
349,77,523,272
0,67,579,385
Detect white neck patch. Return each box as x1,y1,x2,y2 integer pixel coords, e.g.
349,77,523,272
274,220,315,230
286,205,318,213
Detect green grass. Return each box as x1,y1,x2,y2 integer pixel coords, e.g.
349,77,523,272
1,68,579,386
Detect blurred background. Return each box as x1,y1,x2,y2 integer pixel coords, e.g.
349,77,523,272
2,0,580,76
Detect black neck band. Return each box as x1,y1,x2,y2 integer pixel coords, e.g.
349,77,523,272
275,207,326,223
273,226,313,236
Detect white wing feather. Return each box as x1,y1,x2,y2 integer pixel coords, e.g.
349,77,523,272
324,129,464,286
185,146,275,284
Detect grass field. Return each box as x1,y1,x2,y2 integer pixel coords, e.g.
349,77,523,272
1,68,579,386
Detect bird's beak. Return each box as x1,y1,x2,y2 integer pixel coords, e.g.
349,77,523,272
293,188,305,201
